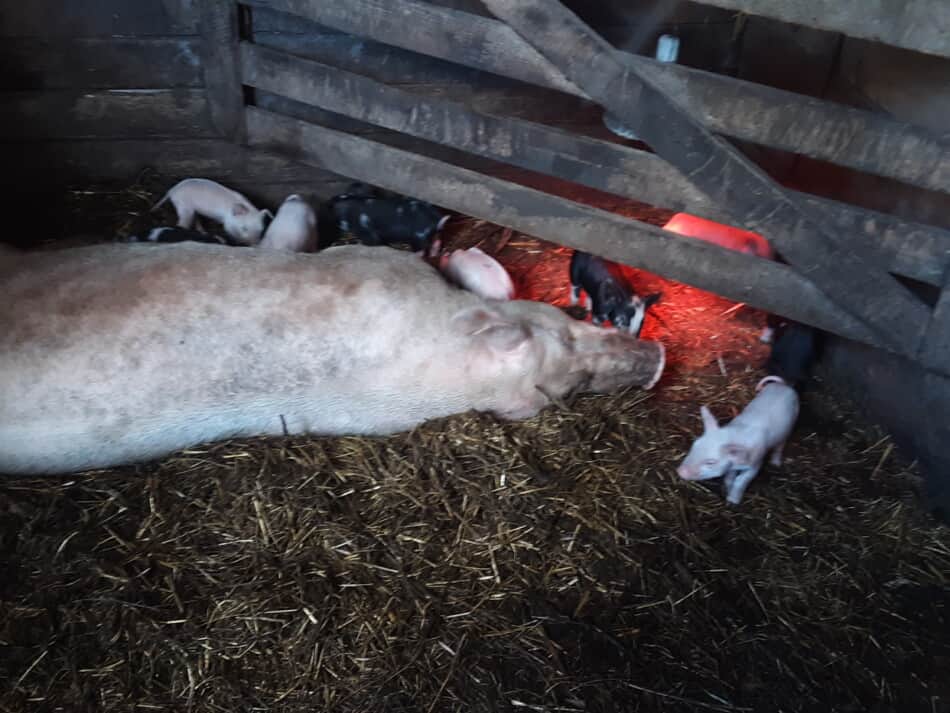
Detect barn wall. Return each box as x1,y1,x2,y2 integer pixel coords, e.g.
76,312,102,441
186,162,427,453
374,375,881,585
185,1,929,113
2,1,949,507
0,0,347,215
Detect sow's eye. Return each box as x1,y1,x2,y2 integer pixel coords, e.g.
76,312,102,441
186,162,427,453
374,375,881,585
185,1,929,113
703,459,717,466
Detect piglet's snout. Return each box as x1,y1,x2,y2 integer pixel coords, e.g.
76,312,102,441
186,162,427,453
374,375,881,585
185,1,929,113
677,464,695,480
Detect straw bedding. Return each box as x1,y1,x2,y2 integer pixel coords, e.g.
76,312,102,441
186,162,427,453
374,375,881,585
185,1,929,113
1,182,948,713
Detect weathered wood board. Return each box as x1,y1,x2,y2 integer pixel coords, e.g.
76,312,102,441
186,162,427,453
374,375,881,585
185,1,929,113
0,0,199,38
482,0,931,354
697,0,950,59
0,139,339,188
200,0,246,141
0,90,215,139
246,0,950,194
0,38,203,90
242,42,950,287
245,106,901,354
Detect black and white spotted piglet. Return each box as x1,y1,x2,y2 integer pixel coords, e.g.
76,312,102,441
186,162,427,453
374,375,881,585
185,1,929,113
318,184,449,257
569,250,661,338
764,320,821,389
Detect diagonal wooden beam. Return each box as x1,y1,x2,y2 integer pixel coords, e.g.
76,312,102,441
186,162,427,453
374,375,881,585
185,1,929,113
479,0,929,354
697,0,950,60
247,0,950,195
244,106,883,350
241,41,950,287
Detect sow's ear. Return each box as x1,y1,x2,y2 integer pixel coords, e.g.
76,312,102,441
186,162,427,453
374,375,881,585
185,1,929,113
453,308,530,353
700,405,718,432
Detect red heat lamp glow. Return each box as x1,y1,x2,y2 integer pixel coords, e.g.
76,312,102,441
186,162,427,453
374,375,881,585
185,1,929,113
438,202,774,373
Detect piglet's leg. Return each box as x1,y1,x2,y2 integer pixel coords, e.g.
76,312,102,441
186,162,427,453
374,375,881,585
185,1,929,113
725,465,760,505
176,205,196,230
769,442,786,467
723,469,738,494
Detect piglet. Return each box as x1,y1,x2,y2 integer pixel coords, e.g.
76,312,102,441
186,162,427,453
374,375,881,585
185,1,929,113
677,375,799,505
765,321,820,389
259,195,318,253
127,226,230,245
663,213,774,259
569,250,660,337
439,247,515,301
320,185,449,257
153,178,272,246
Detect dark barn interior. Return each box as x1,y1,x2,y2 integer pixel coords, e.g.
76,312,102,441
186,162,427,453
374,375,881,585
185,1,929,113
2,1,950,711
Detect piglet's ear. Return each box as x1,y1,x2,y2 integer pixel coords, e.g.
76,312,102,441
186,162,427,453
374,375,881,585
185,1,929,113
232,203,249,217
723,443,751,465
453,308,529,353
700,405,718,432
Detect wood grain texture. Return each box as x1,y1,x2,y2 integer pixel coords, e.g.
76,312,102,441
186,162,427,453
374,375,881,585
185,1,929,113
245,106,905,356
0,90,215,139
481,0,929,354
921,267,950,371
199,0,246,141
241,41,950,287
0,38,202,90
0,139,336,184
0,0,199,38
245,0,950,194
698,0,950,59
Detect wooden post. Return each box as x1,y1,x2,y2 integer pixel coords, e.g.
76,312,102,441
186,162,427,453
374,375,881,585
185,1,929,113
241,42,950,288
199,0,246,142
480,0,931,355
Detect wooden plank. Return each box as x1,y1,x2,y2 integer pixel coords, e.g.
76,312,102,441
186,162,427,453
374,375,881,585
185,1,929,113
199,0,246,141
481,0,931,355
0,38,202,90
696,0,950,59
644,59,950,197
241,42,950,287
0,90,215,139
245,0,950,195
0,0,199,38
0,139,337,186
251,22,489,87
244,106,895,352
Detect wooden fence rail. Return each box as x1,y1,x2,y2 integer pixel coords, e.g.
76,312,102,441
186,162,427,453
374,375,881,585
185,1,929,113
192,0,950,375
240,41,950,288
246,0,950,195
245,107,892,351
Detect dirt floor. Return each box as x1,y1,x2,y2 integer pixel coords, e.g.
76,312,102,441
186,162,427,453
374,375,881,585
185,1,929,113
1,181,949,713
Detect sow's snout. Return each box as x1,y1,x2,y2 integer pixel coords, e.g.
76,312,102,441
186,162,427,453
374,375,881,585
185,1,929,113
577,328,665,393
